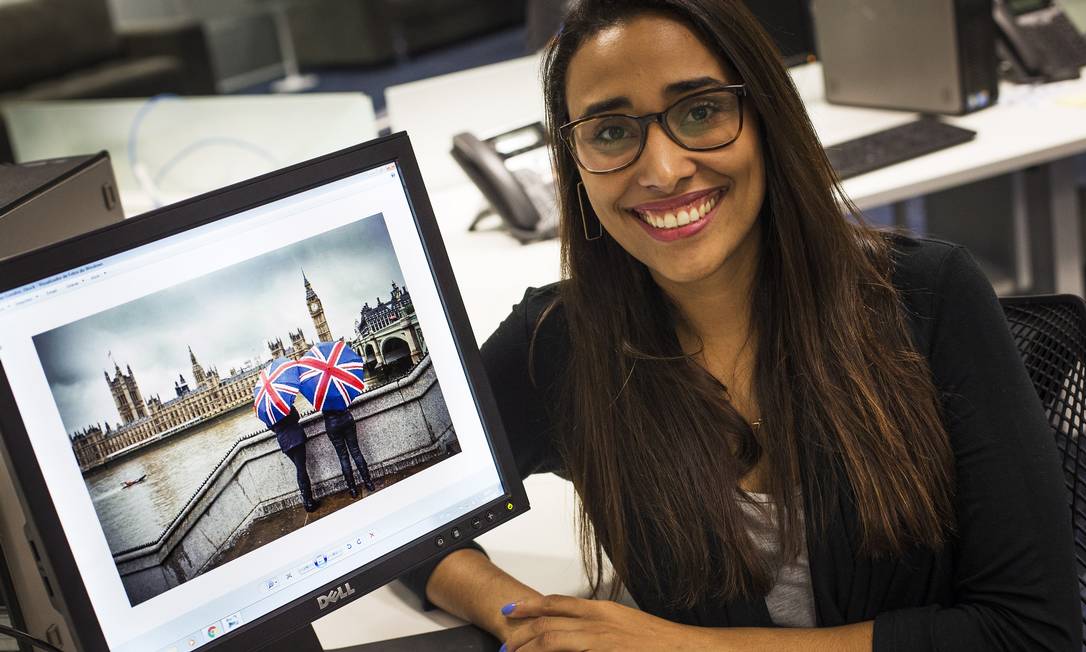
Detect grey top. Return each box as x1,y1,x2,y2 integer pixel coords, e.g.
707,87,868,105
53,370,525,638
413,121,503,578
740,491,817,628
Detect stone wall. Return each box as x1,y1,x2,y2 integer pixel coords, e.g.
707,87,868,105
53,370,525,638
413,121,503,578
115,357,453,605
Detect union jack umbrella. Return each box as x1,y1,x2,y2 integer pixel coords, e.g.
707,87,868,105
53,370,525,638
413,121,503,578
296,340,366,412
252,357,301,427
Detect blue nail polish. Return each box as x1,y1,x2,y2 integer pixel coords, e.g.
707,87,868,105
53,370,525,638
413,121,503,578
499,645,507,652
501,602,516,615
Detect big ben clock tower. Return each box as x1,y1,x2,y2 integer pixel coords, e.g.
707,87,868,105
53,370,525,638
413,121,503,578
304,271,333,342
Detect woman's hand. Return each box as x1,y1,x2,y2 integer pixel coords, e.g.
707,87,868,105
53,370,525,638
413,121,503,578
499,594,720,651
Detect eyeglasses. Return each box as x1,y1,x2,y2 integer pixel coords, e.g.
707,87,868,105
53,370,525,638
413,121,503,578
560,85,747,174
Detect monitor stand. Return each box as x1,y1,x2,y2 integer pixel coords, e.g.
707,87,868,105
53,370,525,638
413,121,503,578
262,624,323,652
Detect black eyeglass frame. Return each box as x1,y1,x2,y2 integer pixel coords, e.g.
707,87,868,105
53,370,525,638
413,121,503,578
559,84,748,174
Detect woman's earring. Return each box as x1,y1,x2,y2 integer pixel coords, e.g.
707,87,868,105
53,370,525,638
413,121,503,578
577,182,603,241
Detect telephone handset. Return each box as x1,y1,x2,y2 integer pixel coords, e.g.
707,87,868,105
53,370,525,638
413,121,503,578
993,0,1086,83
451,123,558,243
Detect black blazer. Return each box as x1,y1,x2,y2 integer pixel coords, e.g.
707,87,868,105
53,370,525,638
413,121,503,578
402,236,1080,651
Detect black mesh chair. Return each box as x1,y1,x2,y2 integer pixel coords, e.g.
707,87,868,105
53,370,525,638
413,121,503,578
1000,294,1086,647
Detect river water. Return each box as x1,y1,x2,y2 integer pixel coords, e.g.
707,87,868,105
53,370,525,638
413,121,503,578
84,406,273,554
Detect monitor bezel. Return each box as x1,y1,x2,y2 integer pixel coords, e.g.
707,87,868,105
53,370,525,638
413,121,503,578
0,132,531,651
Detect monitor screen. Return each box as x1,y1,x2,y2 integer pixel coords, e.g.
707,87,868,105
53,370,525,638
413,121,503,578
0,135,525,651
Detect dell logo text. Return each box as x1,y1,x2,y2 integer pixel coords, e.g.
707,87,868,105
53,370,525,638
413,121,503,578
317,582,356,610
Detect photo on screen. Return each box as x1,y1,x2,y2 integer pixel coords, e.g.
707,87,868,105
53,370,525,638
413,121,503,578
31,214,460,606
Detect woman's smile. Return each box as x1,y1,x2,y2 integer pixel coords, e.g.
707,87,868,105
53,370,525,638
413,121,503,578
627,187,726,242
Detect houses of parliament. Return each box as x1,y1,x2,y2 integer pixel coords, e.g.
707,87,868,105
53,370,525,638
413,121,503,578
70,273,424,471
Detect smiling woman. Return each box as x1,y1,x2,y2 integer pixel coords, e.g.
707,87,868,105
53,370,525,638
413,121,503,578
561,19,765,291
400,1,1081,651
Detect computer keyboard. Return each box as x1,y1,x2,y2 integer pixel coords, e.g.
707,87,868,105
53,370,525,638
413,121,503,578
824,119,977,180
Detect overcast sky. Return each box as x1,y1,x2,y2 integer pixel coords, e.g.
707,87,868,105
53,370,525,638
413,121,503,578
35,214,407,435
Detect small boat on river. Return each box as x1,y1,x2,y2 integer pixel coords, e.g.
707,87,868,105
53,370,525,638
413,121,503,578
121,474,147,489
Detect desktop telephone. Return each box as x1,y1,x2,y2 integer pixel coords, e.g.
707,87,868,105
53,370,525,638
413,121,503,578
994,0,1086,82
451,123,558,243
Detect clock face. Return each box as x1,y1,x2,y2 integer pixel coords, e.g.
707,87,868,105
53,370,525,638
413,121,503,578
310,302,319,313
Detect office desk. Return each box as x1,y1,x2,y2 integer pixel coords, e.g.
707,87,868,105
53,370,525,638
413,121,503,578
387,56,1086,296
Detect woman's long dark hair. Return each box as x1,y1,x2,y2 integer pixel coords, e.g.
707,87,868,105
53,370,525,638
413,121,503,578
538,0,956,609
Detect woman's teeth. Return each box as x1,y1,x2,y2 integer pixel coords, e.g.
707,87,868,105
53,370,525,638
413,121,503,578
636,193,718,230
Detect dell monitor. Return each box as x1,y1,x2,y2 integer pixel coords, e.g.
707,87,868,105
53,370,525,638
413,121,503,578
0,133,528,651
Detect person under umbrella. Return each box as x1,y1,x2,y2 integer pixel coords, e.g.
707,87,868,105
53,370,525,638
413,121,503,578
297,340,376,498
253,357,320,512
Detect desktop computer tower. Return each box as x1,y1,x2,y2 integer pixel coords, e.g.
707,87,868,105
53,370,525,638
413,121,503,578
0,151,123,650
811,0,999,115
0,151,124,262
0,436,75,650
